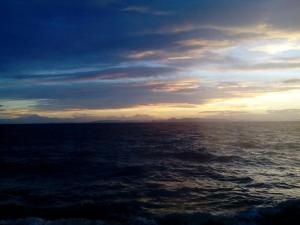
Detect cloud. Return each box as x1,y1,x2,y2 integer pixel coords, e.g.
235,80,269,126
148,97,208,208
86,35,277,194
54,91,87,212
121,6,171,16
2,62,176,83
131,78,201,93
282,79,300,84
0,113,158,124
0,114,77,124
40,66,176,83
1,75,299,112
128,50,163,59
223,61,300,71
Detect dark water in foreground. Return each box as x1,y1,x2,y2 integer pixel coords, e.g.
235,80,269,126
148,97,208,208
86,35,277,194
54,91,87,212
0,122,299,225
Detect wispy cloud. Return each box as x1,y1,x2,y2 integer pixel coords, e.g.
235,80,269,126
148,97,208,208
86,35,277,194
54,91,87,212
121,5,171,16
130,78,201,93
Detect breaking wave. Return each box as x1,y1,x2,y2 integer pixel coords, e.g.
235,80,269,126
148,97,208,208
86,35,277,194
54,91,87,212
0,199,299,225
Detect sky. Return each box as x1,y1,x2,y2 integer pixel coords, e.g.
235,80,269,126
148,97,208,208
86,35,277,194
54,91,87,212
1,0,300,123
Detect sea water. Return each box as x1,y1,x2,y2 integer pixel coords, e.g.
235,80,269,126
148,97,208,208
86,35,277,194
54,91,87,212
0,122,299,224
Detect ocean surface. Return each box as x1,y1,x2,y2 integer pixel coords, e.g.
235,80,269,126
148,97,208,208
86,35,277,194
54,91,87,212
0,122,299,225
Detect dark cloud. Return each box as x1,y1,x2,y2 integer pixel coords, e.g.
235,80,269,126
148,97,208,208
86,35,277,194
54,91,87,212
2,65,176,83
0,113,127,124
1,0,297,72
0,113,157,124
0,115,78,124
0,78,226,110
264,0,300,30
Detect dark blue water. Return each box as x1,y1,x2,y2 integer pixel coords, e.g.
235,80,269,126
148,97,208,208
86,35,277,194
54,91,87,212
0,122,299,225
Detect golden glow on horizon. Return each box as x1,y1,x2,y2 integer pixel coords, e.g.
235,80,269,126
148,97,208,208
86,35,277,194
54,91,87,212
2,89,300,120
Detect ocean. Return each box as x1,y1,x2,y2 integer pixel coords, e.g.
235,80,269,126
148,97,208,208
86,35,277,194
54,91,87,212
0,122,299,225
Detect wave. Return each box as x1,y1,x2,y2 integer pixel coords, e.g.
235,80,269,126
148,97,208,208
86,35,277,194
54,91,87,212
155,199,300,225
145,149,245,164
0,199,299,225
